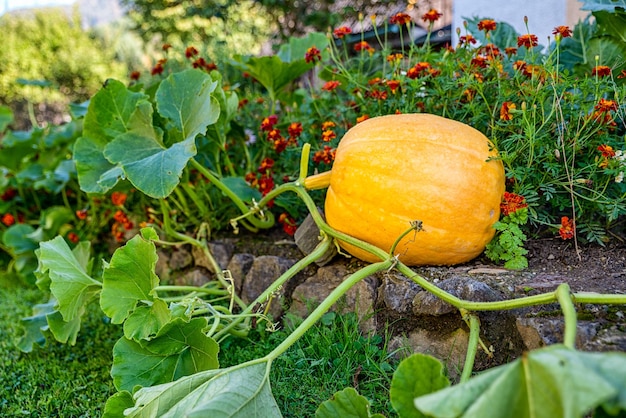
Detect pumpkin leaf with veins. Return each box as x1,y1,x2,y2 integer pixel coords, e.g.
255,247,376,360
111,317,219,393
414,345,626,418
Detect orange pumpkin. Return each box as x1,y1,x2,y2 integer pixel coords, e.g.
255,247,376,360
305,113,505,266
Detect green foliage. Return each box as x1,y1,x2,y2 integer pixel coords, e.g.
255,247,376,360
0,9,126,105
316,387,386,418
485,209,529,270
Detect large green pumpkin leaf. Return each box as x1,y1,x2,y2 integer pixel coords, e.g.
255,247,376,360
74,79,149,194
36,236,101,322
316,387,385,418
413,345,626,418
155,68,220,142
100,230,160,324
111,317,219,392
390,353,450,418
123,361,281,418
123,299,171,341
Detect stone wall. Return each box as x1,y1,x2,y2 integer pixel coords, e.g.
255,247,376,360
156,230,626,380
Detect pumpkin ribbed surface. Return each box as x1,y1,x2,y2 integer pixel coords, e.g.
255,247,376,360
323,113,505,266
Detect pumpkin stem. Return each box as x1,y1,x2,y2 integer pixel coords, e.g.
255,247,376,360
303,171,332,190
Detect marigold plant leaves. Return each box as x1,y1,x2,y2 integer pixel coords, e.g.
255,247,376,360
413,345,626,418
111,317,219,393
122,361,281,418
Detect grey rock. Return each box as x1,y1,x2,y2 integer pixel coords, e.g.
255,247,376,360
169,247,193,271
241,255,296,319
294,211,337,266
378,273,423,313
192,241,235,273
413,276,503,316
227,253,255,294
289,264,378,334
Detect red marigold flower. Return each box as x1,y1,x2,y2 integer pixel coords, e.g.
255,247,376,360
618,70,626,79
552,26,572,38
559,216,575,240
238,98,249,109
354,41,374,54
313,145,336,164
273,138,289,153
305,46,322,63
267,128,282,141
130,71,141,81
76,209,88,220
113,209,128,224
478,44,501,57
386,79,401,94
477,19,497,32
151,61,165,76
390,12,412,25
322,129,336,142
1,213,15,226
505,47,518,56
500,192,527,216
278,213,297,236
367,89,388,100
471,55,488,68
288,122,303,138
162,43,172,51
333,26,352,39
260,115,278,132
111,191,127,207
500,102,517,121
67,232,80,244
517,34,538,48
257,157,274,174
356,114,369,124
598,144,616,158
592,65,611,77
185,46,199,58
322,80,341,91
422,9,442,23
1,188,17,201
406,62,432,79
258,173,275,195
458,34,477,46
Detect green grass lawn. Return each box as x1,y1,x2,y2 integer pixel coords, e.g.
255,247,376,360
1,275,400,417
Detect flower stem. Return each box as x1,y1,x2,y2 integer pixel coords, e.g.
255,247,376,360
460,310,481,383
556,283,577,349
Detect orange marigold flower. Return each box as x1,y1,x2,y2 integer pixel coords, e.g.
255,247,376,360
387,53,403,63
618,70,626,79
471,55,488,68
598,144,616,158
185,46,199,58
113,209,127,224
500,102,517,121
458,34,477,46
260,115,278,131
305,46,322,63
390,12,411,25
322,80,341,91
1,213,15,226
406,62,432,79
386,79,401,94
517,34,538,48
422,9,442,23
111,191,127,207
356,114,369,123
477,19,497,32
500,192,527,216
76,209,88,220
595,98,618,113
321,121,336,130
67,232,80,244
288,122,303,138
592,65,611,77
552,26,572,38
559,216,575,240
354,41,374,54
333,26,352,39
367,89,388,100
505,47,518,56
322,129,337,142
